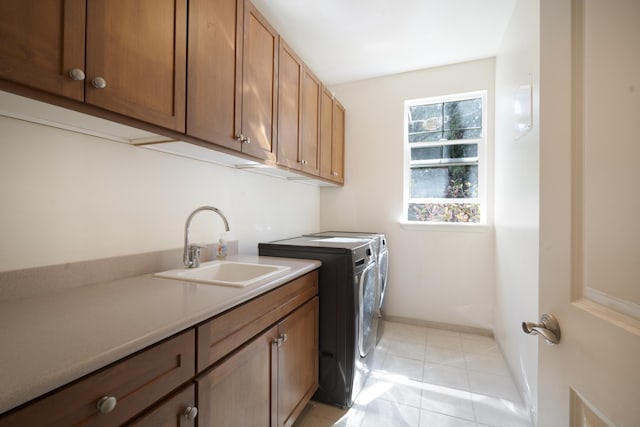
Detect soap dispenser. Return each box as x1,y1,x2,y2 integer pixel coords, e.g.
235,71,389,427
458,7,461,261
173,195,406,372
217,234,228,259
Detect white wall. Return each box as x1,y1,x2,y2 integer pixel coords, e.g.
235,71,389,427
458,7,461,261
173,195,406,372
323,59,496,330
0,115,320,272
493,0,540,421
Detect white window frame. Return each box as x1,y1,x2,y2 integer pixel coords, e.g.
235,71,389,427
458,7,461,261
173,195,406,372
402,90,488,228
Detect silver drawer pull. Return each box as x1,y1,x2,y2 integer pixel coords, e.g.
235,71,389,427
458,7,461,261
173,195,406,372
183,406,198,421
91,76,107,89
96,395,117,414
69,68,85,81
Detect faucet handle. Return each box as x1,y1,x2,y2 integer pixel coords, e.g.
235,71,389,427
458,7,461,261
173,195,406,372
187,244,205,268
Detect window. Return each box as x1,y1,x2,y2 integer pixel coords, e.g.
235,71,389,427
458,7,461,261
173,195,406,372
404,91,486,224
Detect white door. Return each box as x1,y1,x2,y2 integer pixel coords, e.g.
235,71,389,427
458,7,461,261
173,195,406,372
538,0,640,425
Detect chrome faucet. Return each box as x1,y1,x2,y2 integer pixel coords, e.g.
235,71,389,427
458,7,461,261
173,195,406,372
183,206,230,268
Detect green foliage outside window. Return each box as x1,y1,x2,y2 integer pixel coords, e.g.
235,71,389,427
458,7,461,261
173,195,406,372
406,94,484,223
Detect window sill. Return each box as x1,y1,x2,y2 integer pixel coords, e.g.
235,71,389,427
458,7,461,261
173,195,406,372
398,220,492,233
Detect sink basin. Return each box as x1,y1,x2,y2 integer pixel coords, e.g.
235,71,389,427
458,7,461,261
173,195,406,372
154,261,290,287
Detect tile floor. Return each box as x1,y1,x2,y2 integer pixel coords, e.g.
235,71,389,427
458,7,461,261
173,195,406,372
293,321,532,427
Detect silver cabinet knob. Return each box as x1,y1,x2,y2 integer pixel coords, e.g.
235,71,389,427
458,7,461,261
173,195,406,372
273,333,288,347
332,171,339,177
96,395,117,414
183,406,198,421
236,133,251,144
91,76,107,89
301,159,308,165
69,68,85,81
522,313,561,345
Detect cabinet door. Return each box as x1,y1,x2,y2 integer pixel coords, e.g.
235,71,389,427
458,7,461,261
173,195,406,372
331,100,346,184
85,0,187,131
277,40,302,170
300,69,321,176
277,297,319,427
0,0,85,101
241,2,279,162
130,385,196,427
187,0,243,151
319,87,334,181
197,327,278,427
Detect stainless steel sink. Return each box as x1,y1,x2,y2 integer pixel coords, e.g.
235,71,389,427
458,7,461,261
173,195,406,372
154,261,290,288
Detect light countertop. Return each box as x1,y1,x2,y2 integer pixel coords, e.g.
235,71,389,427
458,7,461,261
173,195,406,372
0,255,320,414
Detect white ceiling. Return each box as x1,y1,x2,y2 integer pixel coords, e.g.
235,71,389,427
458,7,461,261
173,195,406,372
250,0,518,85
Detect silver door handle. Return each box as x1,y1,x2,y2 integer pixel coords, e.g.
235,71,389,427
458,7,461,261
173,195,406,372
522,313,561,345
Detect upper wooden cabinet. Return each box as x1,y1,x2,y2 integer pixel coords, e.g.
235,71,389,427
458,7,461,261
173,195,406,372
277,40,320,175
85,0,187,132
319,88,345,184
0,0,344,184
300,68,321,176
319,87,334,181
277,41,303,170
241,2,279,162
331,99,346,184
0,0,86,102
0,0,187,132
187,0,278,162
187,0,244,151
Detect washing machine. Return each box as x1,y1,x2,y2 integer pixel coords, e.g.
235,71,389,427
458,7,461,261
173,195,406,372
258,236,378,408
306,231,388,342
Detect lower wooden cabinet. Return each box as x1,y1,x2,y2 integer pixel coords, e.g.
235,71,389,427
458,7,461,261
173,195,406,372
0,271,319,427
196,270,318,371
276,297,319,426
197,297,319,427
0,330,195,427
197,326,277,426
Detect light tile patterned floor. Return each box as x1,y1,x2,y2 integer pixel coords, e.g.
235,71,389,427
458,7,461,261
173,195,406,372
293,321,532,427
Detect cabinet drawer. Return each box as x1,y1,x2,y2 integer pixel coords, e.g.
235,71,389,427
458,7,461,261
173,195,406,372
0,330,195,427
197,270,318,372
